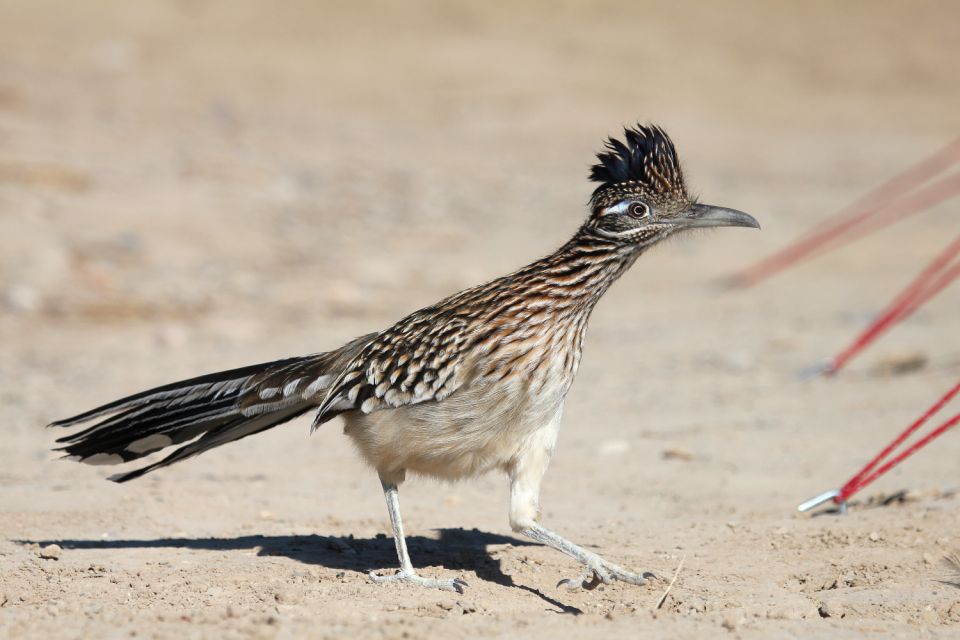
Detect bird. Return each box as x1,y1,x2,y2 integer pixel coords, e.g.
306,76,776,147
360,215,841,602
49,124,759,593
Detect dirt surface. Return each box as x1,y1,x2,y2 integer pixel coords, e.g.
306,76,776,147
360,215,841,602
2,1,959,638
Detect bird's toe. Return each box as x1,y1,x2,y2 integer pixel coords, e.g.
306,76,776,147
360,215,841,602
369,569,467,593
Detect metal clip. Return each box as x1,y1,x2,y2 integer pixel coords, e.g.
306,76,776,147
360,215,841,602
797,489,846,514
797,360,835,381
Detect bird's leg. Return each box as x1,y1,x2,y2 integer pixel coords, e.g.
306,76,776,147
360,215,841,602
509,429,654,591
369,472,467,593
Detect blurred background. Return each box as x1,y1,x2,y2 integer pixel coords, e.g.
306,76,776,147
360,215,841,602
1,1,958,636
1,1,957,336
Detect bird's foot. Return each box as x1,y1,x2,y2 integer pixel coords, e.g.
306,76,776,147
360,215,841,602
369,569,468,593
557,558,656,591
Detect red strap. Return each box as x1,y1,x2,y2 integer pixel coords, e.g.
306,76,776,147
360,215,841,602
831,173,960,244
836,381,960,503
825,232,960,374
731,139,960,288
840,413,960,501
900,260,960,319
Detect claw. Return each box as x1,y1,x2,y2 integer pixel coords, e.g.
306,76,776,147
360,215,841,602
557,567,609,591
557,570,591,591
582,571,604,591
608,567,655,586
557,563,654,591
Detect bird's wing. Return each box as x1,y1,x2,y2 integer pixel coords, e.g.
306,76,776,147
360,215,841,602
310,309,472,429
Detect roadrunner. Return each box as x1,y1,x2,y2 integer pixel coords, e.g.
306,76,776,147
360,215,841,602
50,124,759,592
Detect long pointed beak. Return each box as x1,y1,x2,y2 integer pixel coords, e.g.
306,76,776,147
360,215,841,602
679,203,760,230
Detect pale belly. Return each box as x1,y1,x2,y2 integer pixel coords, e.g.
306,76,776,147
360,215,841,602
341,375,568,481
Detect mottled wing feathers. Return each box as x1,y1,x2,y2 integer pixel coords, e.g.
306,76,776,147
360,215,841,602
239,332,379,416
312,311,471,429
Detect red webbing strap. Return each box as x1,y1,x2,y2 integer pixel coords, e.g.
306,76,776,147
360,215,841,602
730,139,960,288
836,381,960,504
829,172,960,243
824,232,960,374
839,413,960,502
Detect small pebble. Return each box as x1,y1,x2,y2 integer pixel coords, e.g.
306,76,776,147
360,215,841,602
870,351,927,376
273,589,301,605
819,600,845,618
662,448,694,461
38,544,61,560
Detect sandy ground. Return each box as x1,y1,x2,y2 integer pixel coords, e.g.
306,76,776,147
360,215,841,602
2,1,959,638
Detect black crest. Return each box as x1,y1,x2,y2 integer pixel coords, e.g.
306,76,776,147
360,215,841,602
589,124,686,204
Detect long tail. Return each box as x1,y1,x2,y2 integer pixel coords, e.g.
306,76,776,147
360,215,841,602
49,335,374,483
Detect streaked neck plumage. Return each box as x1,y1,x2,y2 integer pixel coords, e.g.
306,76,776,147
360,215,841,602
499,225,642,317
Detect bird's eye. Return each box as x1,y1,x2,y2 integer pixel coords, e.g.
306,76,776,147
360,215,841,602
628,202,650,218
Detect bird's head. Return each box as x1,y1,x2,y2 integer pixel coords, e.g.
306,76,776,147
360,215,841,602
586,124,758,247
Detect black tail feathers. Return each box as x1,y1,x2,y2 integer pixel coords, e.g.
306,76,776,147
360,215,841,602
50,356,322,482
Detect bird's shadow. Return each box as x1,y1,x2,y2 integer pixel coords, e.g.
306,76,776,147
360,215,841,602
22,527,582,615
